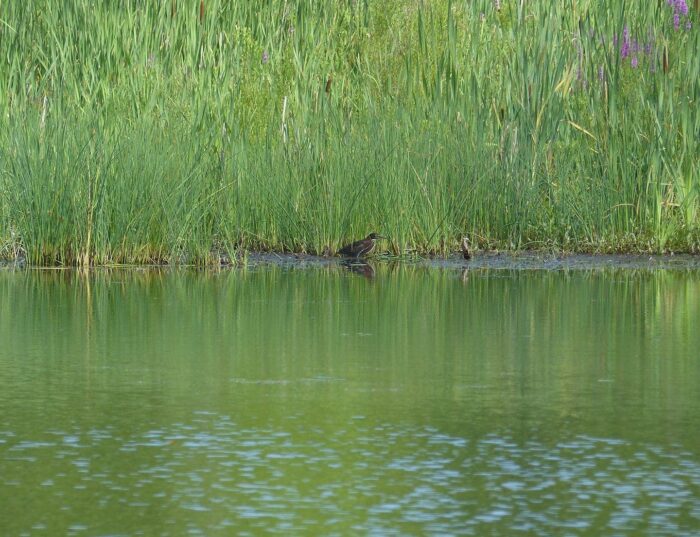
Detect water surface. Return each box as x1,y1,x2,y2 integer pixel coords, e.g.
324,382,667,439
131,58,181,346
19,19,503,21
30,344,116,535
1,265,699,535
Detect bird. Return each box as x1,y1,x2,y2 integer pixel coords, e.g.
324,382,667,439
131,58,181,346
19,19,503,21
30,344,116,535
338,233,385,258
461,237,471,260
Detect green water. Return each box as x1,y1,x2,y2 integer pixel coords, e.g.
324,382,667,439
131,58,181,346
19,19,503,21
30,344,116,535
1,265,699,535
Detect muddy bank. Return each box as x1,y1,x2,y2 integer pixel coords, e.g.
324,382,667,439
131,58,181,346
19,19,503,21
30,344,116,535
3,251,700,271
245,251,700,271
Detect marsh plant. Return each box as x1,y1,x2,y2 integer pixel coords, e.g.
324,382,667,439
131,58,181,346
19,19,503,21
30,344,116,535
0,0,698,265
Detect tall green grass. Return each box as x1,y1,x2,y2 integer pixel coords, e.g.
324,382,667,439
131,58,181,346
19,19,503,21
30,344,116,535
1,0,698,265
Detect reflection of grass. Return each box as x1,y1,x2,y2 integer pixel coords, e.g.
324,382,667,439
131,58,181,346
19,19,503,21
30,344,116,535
3,266,699,416
0,1,698,265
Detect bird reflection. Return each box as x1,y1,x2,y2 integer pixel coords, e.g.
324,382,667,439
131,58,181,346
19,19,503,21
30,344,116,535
341,260,376,279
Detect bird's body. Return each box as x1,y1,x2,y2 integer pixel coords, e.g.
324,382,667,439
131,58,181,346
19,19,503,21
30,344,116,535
338,233,384,258
461,237,471,260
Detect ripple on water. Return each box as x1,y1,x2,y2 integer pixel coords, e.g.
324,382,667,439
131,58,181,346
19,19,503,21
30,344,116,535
3,417,700,535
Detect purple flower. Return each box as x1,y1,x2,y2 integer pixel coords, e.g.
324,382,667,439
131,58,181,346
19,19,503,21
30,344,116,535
669,0,690,30
686,20,692,31
620,26,630,58
631,56,639,69
262,50,269,64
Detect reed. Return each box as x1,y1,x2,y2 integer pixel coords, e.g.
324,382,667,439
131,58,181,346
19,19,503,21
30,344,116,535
0,0,698,264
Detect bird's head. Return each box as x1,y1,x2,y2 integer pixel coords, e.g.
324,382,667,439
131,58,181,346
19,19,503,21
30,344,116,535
367,232,385,241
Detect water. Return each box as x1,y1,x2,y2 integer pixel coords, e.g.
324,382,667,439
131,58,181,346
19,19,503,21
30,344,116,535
1,265,699,535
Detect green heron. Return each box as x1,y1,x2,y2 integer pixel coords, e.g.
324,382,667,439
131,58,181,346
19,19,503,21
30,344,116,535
461,237,471,260
338,232,385,258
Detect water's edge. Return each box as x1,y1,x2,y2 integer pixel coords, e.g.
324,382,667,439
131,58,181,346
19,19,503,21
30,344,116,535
4,252,700,271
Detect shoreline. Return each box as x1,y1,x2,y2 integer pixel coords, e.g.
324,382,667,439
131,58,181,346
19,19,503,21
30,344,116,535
3,251,700,271
245,251,700,271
